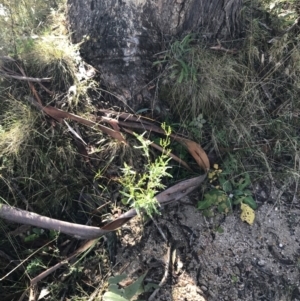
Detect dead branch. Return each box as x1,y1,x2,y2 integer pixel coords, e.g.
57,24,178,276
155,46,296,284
148,245,171,301
0,72,51,82
0,204,110,239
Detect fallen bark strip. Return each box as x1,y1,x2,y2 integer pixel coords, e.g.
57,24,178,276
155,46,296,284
0,175,206,287
0,175,206,239
0,204,110,239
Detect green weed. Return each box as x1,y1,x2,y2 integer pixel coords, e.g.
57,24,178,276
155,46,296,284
154,34,197,83
119,123,172,216
198,164,257,218
26,258,46,276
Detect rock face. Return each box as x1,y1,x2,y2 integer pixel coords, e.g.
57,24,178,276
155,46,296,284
67,0,242,110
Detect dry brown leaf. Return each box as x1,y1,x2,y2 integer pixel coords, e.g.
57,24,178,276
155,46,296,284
103,115,209,172
155,175,206,204
30,239,98,285
101,217,133,231
173,137,210,171
42,106,126,143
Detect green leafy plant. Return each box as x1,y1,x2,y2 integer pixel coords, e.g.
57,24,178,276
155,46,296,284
153,34,197,83
182,113,206,141
119,123,172,217
23,228,58,243
103,273,157,301
198,165,257,218
26,258,46,276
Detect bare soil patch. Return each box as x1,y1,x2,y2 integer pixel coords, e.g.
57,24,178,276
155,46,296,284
110,191,300,301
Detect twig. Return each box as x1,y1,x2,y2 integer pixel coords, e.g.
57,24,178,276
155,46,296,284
148,245,171,301
151,218,167,242
0,56,15,62
0,239,55,281
268,17,300,43
0,72,51,82
64,120,87,146
0,175,206,241
29,284,38,301
38,82,54,95
18,288,29,301
210,44,238,54
30,239,98,285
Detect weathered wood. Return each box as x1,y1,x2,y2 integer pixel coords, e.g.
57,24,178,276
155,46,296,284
67,0,242,110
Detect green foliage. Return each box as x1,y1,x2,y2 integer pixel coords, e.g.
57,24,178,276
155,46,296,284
23,228,58,243
26,258,46,276
182,113,206,141
198,164,257,218
119,124,172,216
154,34,197,83
0,95,91,214
103,273,157,301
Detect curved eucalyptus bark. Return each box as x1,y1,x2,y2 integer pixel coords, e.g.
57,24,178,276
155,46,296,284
67,0,242,110
0,204,109,239
0,175,206,239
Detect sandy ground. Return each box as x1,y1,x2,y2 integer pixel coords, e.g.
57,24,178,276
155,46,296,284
111,190,300,301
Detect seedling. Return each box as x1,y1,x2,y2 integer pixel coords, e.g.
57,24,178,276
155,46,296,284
119,123,172,217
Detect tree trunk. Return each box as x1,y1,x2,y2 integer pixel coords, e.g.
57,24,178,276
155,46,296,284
67,0,242,110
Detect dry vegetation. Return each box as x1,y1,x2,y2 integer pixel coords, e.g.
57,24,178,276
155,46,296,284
0,0,299,300
161,0,300,187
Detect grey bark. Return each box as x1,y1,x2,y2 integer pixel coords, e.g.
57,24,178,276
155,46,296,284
67,0,242,110
0,204,110,239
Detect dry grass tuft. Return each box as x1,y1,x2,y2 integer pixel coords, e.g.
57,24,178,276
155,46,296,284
160,0,300,190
